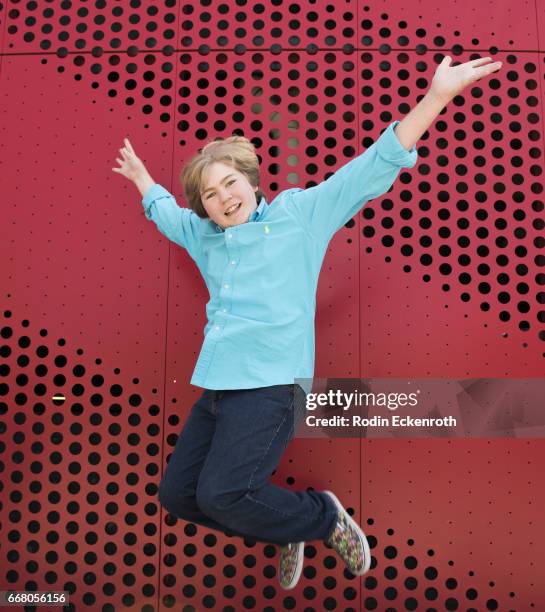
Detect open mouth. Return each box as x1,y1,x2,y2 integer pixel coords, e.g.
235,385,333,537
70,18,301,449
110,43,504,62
225,202,241,216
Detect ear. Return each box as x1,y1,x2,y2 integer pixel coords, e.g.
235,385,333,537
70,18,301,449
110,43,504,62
253,185,259,192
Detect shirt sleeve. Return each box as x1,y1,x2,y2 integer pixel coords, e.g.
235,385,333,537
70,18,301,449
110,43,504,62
141,183,202,258
287,120,418,244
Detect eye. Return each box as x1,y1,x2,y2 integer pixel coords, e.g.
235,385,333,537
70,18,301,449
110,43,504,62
205,179,236,199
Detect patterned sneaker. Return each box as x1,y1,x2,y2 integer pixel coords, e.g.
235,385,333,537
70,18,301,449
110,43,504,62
278,541,304,590
323,490,371,576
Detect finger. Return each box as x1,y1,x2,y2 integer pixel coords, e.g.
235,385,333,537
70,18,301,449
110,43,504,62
467,56,495,68
119,148,128,159
112,167,121,173
472,62,502,79
124,138,134,153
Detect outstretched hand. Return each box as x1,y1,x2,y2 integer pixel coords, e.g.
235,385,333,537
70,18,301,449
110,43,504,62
112,138,148,182
430,56,503,105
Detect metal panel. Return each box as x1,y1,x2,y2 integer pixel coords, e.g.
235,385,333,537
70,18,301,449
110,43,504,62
1,1,544,610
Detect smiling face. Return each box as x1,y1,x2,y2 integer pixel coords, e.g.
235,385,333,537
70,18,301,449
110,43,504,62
200,161,259,229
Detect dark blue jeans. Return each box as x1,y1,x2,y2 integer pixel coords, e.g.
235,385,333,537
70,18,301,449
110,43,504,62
158,384,339,546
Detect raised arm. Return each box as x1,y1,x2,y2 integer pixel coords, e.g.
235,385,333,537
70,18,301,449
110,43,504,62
394,55,503,151
112,139,202,256
287,121,418,245
288,55,503,246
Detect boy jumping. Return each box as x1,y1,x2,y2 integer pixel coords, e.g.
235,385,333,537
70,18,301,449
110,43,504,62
113,55,502,589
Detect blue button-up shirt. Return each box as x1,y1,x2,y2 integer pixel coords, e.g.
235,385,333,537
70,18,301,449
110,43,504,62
142,120,417,389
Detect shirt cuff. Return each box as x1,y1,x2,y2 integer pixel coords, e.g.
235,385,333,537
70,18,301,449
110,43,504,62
376,120,418,168
142,183,170,209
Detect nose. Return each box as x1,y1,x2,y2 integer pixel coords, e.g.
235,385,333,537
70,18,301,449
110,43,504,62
221,188,233,203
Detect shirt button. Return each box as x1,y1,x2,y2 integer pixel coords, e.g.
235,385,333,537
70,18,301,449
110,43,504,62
215,326,220,331
224,284,229,289
231,260,236,265
223,308,227,313
227,233,233,239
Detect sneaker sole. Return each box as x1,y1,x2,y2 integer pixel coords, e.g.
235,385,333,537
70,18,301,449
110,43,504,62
324,490,371,576
279,541,305,590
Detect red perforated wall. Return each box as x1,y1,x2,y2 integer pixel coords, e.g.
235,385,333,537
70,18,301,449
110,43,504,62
2,1,545,610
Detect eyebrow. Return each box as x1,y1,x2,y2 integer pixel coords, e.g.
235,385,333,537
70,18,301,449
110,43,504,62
201,174,237,195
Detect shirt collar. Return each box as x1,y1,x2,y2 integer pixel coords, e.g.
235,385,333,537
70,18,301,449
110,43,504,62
212,196,267,233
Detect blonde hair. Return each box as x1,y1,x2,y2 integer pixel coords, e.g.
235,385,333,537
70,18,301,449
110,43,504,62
180,135,265,218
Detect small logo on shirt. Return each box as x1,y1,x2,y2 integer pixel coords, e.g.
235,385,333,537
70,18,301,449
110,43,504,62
264,225,270,234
